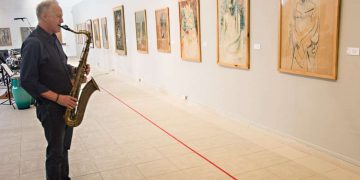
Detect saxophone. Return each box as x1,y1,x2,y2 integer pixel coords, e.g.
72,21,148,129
60,25,100,127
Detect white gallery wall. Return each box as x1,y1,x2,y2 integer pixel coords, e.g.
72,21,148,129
72,0,360,165
0,0,78,56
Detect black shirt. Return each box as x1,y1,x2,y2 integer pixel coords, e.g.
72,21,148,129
20,26,73,104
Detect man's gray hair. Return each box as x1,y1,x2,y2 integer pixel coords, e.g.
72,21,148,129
36,0,59,20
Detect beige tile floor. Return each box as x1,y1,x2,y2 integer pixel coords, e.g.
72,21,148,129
1,68,360,180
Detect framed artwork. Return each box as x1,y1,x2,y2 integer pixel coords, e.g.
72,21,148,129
77,24,81,44
55,30,63,44
113,5,127,55
279,0,340,80
76,24,82,44
178,0,201,62
0,28,12,46
81,23,86,44
79,23,84,44
217,0,249,69
86,19,94,48
155,8,171,53
135,10,148,53
75,24,79,44
93,18,101,48
20,27,35,42
101,17,109,49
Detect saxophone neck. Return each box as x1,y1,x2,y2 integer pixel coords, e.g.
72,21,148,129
59,24,91,37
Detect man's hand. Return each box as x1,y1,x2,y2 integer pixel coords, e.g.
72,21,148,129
85,64,90,75
80,75,87,83
57,95,77,109
80,64,90,83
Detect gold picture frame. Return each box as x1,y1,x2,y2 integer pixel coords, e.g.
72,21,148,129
0,28,12,46
279,0,341,80
155,7,171,53
85,19,94,48
113,5,127,55
92,18,101,48
135,10,148,53
217,0,250,69
101,17,109,49
178,0,201,62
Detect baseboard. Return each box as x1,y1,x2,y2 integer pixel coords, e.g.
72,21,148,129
247,120,360,175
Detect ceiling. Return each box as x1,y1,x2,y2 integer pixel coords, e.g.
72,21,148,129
0,0,84,9
57,0,84,8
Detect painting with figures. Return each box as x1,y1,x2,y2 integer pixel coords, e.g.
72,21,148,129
101,17,109,49
135,10,148,53
155,8,171,53
113,5,127,55
20,27,35,42
0,28,12,46
179,0,201,62
217,0,249,69
279,0,340,80
86,19,94,48
93,18,101,48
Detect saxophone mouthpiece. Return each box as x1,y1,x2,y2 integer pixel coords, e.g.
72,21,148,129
59,24,77,33
59,24,70,30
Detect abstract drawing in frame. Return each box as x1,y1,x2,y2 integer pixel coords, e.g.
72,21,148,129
93,18,101,48
217,0,249,69
279,0,340,80
135,10,148,53
20,27,35,42
86,19,94,48
178,0,201,62
113,5,127,55
0,28,12,46
101,17,109,49
155,8,171,53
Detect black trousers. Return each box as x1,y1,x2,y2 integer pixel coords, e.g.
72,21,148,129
36,102,73,180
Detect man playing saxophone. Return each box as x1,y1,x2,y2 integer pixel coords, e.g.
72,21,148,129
20,1,90,179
